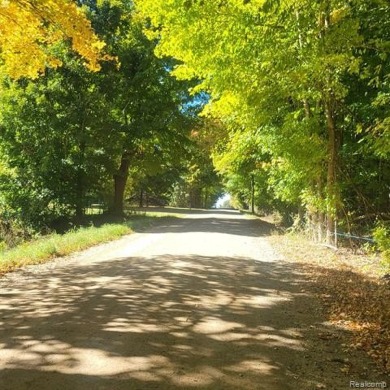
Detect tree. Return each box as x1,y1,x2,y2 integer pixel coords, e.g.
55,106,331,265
137,0,390,243
86,1,196,214
0,53,123,224
0,0,106,79
0,0,197,228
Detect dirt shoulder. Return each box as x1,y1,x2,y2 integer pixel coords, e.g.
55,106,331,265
269,232,390,376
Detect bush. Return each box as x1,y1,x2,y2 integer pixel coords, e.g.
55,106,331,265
373,224,390,273
0,216,35,248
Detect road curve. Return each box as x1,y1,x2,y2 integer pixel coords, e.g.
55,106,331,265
0,209,380,389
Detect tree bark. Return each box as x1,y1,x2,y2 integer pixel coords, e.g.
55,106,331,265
113,151,130,215
316,175,326,242
318,210,325,242
75,173,84,219
139,189,144,208
203,189,209,209
324,96,339,245
250,174,255,214
75,113,86,220
190,188,202,209
75,143,86,219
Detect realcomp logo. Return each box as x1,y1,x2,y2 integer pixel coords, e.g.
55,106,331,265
350,381,387,389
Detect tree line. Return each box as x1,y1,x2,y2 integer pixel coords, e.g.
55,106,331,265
0,0,222,246
0,0,389,256
137,0,390,246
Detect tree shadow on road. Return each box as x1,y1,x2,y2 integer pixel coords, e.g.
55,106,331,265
129,207,241,216
0,253,382,390
146,216,276,237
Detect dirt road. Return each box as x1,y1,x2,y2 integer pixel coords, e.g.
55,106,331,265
0,209,383,389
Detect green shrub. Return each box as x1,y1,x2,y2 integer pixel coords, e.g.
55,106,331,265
373,224,390,273
0,241,7,252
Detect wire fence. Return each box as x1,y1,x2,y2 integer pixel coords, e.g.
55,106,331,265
336,231,375,243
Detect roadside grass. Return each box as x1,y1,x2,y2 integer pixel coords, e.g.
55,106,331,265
0,224,131,274
269,232,390,375
0,212,179,275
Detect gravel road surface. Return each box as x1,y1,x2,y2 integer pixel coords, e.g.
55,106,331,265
0,209,382,389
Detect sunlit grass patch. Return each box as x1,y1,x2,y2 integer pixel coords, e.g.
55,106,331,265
0,212,181,274
0,224,131,274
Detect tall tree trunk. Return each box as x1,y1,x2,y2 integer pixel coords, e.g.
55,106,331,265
320,4,340,246
318,209,325,242
75,173,84,219
316,175,326,242
250,174,255,214
75,152,85,219
139,189,144,208
75,113,86,220
190,188,202,208
324,96,339,245
302,98,324,240
204,189,209,209
113,151,130,215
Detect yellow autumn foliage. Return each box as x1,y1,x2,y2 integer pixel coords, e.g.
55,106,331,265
0,0,105,78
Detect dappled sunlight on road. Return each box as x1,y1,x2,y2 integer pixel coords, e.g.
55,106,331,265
0,251,327,390
1,210,366,390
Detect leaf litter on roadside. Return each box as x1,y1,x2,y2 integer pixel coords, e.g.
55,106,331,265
270,233,390,374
